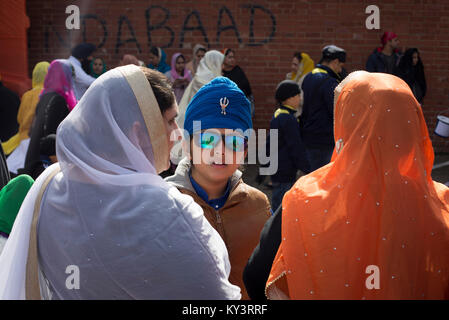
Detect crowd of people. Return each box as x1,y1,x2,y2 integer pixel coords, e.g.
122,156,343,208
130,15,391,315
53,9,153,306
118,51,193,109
0,30,447,300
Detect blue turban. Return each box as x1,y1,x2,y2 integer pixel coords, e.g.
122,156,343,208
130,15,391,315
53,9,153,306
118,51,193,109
183,77,252,138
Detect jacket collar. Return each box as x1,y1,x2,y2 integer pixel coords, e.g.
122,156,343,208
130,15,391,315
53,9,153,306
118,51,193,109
280,104,297,113
165,157,247,208
315,64,341,81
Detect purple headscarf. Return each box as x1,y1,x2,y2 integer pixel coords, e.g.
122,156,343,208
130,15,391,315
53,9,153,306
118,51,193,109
170,53,192,81
41,59,77,111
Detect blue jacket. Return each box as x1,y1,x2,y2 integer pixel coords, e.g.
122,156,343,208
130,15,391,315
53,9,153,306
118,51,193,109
300,64,340,147
366,48,401,73
267,105,310,183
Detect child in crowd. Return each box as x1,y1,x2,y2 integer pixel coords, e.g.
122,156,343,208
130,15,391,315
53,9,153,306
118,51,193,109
268,80,310,212
166,77,271,300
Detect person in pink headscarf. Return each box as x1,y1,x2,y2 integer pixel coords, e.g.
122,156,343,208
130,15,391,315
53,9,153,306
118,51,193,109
366,31,401,74
40,59,78,111
20,59,77,179
165,53,192,103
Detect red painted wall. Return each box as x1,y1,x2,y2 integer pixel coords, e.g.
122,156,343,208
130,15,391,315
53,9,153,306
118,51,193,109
0,0,31,97
26,0,449,152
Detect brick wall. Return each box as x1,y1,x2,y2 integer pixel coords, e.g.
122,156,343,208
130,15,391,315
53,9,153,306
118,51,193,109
26,0,449,152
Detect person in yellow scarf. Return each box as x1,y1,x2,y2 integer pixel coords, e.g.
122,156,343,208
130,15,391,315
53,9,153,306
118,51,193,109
18,62,50,142
4,62,49,173
286,52,314,87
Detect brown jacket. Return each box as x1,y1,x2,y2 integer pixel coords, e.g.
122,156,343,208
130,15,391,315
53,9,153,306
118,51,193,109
165,158,271,300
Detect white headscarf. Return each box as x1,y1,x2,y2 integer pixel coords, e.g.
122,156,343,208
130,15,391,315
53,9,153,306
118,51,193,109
177,50,224,129
0,65,240,300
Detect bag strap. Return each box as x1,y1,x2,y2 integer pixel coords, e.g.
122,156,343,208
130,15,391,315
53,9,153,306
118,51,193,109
25,165,61,300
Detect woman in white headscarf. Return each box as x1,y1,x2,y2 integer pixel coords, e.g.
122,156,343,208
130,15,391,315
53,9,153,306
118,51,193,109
186,43,206,76
177,50,224,129
0,65,241,300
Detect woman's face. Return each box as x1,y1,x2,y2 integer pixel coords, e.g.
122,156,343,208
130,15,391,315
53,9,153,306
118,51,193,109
224,51,236,68
131,101,179,170
196,49,206,62
148,52,159,66
163,102,180,154
175,56,185,74
92,58,104,74
291,57,300,73
412,52,419,66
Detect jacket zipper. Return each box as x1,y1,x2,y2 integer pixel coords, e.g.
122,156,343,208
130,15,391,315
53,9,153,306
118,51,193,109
215,210,222,224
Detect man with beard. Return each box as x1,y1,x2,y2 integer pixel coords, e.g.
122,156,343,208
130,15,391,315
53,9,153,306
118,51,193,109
366,31,401,74
68,43,96,100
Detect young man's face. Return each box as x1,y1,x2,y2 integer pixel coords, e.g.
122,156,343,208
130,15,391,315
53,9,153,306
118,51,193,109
389,38,399,50
190,128,247,183
330,59,345,75
284,94,301,110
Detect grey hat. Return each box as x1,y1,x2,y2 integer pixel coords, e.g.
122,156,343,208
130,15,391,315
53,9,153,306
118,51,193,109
321,45,346,63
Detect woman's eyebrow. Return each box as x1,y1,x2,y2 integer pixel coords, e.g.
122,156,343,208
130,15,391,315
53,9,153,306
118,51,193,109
170,113,178,121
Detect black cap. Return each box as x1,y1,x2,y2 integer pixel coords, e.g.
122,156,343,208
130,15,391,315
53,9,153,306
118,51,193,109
275,80,301,103
321,45,346,62
71,43,96,60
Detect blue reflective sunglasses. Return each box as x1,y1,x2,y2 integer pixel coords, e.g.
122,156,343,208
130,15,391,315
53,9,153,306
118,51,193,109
195,132,248,152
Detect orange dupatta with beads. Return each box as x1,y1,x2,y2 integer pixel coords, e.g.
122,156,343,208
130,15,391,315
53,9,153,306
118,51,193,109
266,72,449,300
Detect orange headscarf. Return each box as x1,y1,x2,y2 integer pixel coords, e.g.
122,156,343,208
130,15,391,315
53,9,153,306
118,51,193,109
266,71,449,300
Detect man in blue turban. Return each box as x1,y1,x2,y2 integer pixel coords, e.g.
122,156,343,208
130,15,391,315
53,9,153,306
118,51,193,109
166,76,271,300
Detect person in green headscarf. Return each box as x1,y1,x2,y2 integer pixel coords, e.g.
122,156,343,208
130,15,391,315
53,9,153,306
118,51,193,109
89,57,107,78
0,174,34,254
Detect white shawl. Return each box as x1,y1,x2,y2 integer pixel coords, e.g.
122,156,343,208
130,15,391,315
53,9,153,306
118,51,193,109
0,65,240,300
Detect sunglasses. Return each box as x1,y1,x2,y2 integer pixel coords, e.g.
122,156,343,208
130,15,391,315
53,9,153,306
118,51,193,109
195,132,248,152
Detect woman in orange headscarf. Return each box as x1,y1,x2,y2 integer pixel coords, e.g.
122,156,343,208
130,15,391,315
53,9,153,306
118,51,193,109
266,71,449,300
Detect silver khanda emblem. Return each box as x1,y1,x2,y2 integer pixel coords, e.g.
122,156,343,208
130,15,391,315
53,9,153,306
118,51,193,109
220,97,229,115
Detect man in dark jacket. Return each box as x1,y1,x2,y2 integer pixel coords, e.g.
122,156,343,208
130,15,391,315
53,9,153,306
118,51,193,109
300,45,346,171
366,31,401,74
